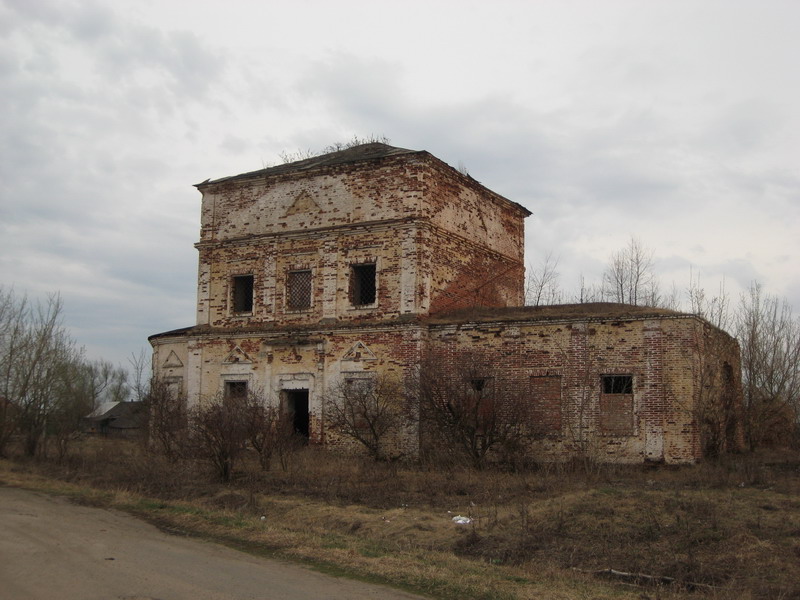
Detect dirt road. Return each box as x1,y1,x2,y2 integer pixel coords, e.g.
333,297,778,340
0,486,426,600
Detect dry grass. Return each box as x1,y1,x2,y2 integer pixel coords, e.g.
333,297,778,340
2,440,799,600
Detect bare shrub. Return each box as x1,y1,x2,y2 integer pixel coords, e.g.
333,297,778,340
273,416,304,472
245,395,278,471
324,373,407,461
190,392,251,483
143,377,187,459
245,392,299,471
414,349,530,469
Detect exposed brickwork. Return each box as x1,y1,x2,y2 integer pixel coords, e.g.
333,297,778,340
599,393,634,436
150,143,744,465
529,375,562,436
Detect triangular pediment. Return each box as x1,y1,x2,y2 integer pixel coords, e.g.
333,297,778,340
162,350,184,369
341,341,377,362
284,190,321,216
223,346,253,365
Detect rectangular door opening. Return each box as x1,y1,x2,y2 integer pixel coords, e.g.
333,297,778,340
284,389,309,439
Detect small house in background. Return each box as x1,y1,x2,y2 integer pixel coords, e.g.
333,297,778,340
149,142,744,463
83,401,145,437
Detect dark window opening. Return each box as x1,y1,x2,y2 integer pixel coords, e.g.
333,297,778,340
350,263,376,306
232,275,254,313
224,380,248,400
602,375,633,394
284,389,309,439
287,270,312,311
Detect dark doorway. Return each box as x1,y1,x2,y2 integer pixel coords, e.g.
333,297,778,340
284,389,309,439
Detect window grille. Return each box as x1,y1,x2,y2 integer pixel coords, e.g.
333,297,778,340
287,270,312,310
350,263,376,306
602,375,633,394
224,380,247,399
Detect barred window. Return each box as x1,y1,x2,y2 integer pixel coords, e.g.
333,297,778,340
287,270,312,311
350,263,376,306
232,275,254,313
224,380,247,399
602,375,633,394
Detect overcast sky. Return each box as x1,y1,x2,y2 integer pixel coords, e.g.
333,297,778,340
1,0,798,367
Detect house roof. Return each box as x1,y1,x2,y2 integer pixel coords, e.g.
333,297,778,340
197,143,418,188
85,401,122,420
84,401,145,428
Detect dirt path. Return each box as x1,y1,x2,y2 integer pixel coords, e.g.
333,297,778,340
0,486,426,600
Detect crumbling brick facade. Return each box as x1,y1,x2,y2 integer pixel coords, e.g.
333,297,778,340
150,143,744,464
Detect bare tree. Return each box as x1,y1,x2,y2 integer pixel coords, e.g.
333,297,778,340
128,349,151,403
325,373,406,461
602,237,661,306
0,289,83,457
414,350,528,469
687,269,731,331
0,287,22,456
81,360,129,408
526,251,563,306
48,358,96,460
736,283,800,449
574,274,604,304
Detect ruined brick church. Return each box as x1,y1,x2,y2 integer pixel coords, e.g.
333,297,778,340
149,143,743,464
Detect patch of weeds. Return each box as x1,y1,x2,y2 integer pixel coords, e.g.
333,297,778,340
358,542,388,558
137,499,168,510
320,533,348,550
165,504,204,516
213,514,249,528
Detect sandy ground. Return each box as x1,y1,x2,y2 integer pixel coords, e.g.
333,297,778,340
0,486,426,600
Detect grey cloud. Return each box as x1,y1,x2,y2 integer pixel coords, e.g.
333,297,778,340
294,55,687,225
7,0,227,100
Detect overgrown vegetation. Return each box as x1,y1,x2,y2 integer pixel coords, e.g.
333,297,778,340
324,372,408,461
278,135,391,164
415,349,532,470
2,440,799,600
